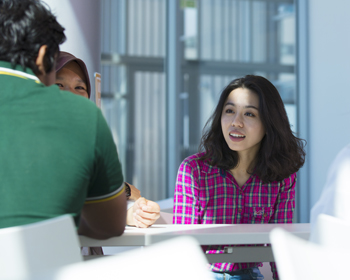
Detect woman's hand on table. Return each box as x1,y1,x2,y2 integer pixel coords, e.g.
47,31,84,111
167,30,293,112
126,197,160,228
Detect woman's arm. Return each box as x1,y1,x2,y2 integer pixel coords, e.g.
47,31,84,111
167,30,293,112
125,182,141,201
173,159,200,224
269,173,297,224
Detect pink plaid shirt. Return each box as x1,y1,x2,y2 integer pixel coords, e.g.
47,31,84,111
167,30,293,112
173,153,296,280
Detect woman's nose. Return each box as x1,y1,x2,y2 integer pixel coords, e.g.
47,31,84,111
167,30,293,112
63,85,71,91
231,114,243,127
63,85,76,94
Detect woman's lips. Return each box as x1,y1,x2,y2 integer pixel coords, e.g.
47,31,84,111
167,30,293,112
229,132,245,142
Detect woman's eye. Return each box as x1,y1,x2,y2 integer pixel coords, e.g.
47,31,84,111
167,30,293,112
55,83,63,88
245,112,255,117
75,86,87,91
225,109,234,113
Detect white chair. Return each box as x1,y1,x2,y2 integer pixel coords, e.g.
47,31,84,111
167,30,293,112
270,228,350,280
37,236,214,280
310,213,350,248
0,215,82,280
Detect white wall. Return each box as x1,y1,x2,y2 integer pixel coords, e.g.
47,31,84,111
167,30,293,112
43,0,101,102
308,0,350,207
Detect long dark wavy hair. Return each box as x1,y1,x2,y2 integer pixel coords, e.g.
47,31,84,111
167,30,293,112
199,75,306,183
0,0,66,74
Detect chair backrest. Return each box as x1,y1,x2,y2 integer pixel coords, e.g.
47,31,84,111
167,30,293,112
310,213,350,249
37,236,214,280
270,228,349,280
0,215,82,280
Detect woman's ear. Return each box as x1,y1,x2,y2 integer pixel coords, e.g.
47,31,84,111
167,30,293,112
36,45,48,75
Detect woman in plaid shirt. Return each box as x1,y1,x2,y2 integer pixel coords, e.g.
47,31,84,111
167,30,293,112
173,75,305,280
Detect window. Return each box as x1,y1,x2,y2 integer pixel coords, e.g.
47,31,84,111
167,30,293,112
101,0,297,202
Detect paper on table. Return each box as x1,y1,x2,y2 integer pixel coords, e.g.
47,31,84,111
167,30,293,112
124,223,229,234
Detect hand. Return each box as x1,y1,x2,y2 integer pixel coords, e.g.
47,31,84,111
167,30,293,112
126,182,141,200
132,197,160,228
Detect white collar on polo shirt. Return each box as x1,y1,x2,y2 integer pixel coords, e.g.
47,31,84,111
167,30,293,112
0,67,40,82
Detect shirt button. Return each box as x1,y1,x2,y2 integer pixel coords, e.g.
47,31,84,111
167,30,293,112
238,208,242,213
263,213,267,217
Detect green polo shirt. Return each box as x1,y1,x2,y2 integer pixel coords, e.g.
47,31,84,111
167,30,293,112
0,61,124,228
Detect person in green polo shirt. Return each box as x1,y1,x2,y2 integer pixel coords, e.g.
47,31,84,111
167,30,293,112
0,0,127,239
55,51,161,228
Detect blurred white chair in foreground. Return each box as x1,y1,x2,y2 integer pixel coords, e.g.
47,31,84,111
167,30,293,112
38,236,214,280
0,215,82,280
270,227,350,280
310,213,350,248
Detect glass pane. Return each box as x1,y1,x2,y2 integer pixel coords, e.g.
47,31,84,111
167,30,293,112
101,0,166,201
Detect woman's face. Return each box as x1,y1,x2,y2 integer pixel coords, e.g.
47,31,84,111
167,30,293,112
55,61,89,98
221,87,266,157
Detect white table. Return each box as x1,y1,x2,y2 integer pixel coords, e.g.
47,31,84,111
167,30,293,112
79,223,310,263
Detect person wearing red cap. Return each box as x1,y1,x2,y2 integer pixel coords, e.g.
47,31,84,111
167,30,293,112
55,51,161,228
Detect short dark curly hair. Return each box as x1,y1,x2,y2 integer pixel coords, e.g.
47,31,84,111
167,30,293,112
200,75,306,183
0,0,66,74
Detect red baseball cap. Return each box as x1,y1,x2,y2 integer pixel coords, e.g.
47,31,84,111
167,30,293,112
55,51,91,98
